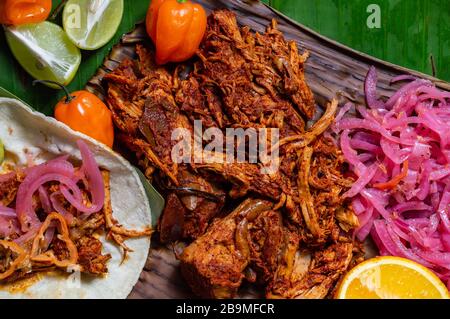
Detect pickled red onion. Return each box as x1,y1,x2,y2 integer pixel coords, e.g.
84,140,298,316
0,206,16,218
60,140,105,215
336,66,450,288
2,140,105,239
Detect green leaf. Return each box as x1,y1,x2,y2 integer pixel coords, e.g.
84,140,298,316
0,86,31,108
270,0,449,82
135,167,165,228
0,86,21,100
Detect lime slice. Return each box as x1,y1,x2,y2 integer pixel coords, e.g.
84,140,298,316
63,0,124,50
5,22,81,88
0,139,4,165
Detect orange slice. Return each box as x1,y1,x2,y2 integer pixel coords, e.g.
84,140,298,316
336,256,450,299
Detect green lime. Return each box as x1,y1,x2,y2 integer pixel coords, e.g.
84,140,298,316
5,22,81,88
0,139,4,165
63,0,124,50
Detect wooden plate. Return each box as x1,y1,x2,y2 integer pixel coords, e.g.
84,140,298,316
87,0,450,299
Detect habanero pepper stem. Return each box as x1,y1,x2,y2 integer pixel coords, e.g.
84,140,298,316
49,0,69,21
32,80,75,102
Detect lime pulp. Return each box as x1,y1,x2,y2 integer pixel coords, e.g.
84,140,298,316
63,0,124,50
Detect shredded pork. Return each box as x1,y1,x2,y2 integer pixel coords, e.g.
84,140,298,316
103,9,362,299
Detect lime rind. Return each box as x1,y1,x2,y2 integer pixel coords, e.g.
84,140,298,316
63,0,124,50
0,139,4,164
5,22,81,88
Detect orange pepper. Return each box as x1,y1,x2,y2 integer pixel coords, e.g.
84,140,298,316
146,0,207,65
0,0,52,25
30,212,79,268
373,160,409,190
54,90,115,148
34,80,114,148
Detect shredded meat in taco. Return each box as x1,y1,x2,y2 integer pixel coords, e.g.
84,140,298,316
0,140,151,282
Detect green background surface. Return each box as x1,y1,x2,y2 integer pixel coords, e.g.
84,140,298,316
265,0,449,82
0,0,448,115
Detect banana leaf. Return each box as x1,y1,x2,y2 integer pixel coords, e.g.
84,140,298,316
89,0,448,299
0,87,26,103
270,0,450,82
136,168,165,228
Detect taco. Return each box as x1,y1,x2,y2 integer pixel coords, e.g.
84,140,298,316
0,98,152,299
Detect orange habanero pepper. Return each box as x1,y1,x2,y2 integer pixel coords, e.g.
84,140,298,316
146,0,207,65
0,0,52,25
34,80,115,148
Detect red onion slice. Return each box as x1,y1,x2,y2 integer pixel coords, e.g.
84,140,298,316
49,192,74,225
16,173,81,232
0,206,17,218
364,66,385,109
14,140,105,231
60,141,105,215
0,216,19,237
343,164,378,198
15,159,75,232
38,187,52,214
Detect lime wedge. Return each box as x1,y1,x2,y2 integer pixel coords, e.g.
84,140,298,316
5,22,81,88
63,0,124,50
0,139,4,165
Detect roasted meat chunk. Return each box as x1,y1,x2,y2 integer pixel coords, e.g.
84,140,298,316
193,161,283,200
158,169,225,242
180,199,276,298
77,236,111,275
246,209,284,283
267,241,353,299
180,197,355,299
